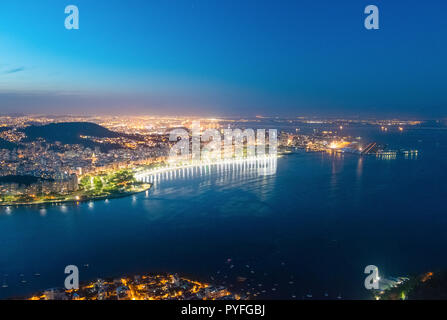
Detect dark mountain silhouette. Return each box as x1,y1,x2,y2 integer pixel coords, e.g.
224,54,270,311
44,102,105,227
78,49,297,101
21,122,125,151
23,122,121,142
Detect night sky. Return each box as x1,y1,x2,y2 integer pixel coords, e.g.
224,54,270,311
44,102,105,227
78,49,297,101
0,0,446,117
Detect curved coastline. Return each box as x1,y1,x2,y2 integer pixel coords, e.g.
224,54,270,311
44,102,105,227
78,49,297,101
0,183,152,209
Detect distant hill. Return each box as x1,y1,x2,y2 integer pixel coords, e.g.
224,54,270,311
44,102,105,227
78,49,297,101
21,122,124,151
0,138,18,150
23,122,121,142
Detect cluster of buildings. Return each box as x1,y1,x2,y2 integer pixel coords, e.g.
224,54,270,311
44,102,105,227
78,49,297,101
0,116,238,202
0,116,173,200
0,114,420,201
28,274,242,300
0,141,169,179
0,174,78,198
279,130,360,153
0,142,168,201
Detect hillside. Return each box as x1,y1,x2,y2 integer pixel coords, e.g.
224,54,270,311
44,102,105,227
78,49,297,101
21,122,124,151
23,122,121,143
0,138,18,150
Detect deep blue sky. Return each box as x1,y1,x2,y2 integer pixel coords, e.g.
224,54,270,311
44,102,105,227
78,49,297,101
0,0,446,117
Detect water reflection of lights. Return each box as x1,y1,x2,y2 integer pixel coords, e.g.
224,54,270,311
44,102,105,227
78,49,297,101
135,156,278,185
88,202,94,209
403,150,418,160
5,206,12,214
376,152,397,160
61,205,68,213
39,208,47,216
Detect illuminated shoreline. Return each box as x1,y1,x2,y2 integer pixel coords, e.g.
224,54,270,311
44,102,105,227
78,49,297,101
0,183,151,208
135,155,279,182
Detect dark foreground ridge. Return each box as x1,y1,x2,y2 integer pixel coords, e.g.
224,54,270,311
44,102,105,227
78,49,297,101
377,271,447,300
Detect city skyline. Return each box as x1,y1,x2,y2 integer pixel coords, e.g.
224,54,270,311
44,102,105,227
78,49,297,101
1,0,446,118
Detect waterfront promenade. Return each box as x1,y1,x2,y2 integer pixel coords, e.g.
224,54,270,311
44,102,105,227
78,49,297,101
135,155,278,184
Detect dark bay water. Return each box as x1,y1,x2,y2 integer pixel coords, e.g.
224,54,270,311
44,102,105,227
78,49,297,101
1,127,447,299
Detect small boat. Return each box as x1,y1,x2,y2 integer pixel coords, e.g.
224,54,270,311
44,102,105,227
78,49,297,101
1,283,8,288
83,264,89,268
34,273,41,277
